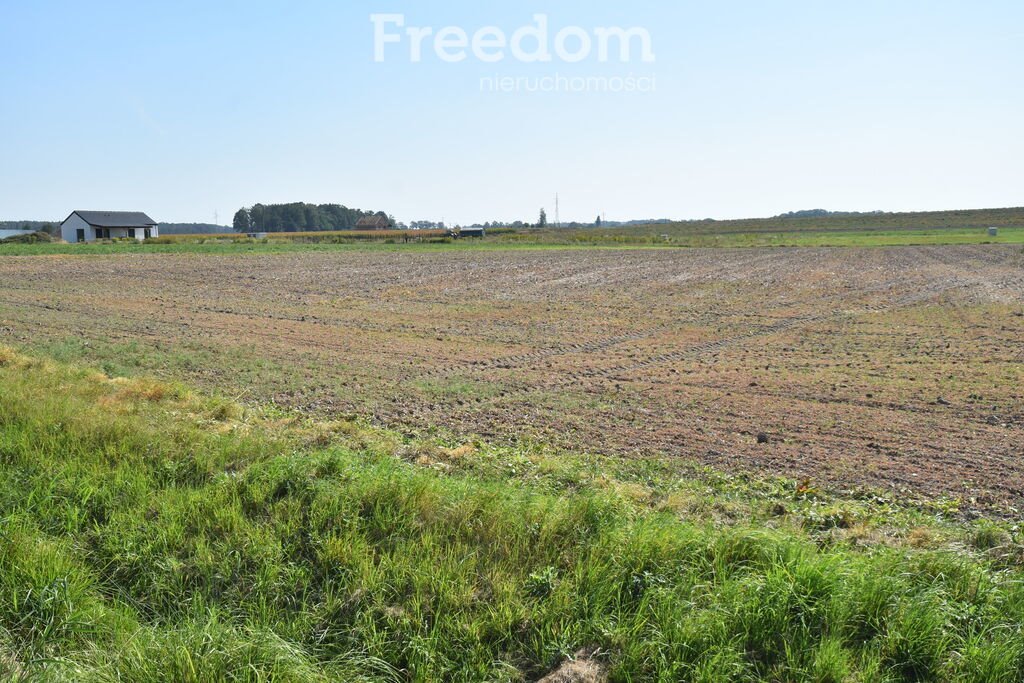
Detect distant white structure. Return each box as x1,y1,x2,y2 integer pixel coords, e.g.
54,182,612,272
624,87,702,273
60,211,158,243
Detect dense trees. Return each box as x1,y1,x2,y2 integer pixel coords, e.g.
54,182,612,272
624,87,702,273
232,203,387,232
232,209,251,233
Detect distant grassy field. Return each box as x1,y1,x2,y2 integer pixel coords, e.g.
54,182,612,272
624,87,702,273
3,206,1022,255
608,206,1024,237
1,225,1021,256
513,226,1024,248
4,346,1024,681
156,229,449,242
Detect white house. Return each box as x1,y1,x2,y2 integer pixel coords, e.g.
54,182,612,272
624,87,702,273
60,211,158,243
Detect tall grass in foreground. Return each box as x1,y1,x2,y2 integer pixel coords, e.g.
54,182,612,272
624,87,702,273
1,348,1023,681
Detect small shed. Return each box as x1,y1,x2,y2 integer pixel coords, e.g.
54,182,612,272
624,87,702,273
61,211,158,243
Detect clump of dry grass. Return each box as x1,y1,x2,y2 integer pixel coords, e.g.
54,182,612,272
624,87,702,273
907,527,940,549
537,650,608,683
0,346,50,372
445,444,476,459
103,377,171,404
0,346,18,366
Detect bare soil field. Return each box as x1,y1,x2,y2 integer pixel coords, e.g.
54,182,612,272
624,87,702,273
1,245,1022,508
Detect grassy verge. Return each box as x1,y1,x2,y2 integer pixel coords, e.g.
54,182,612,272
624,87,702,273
2,347,1024,681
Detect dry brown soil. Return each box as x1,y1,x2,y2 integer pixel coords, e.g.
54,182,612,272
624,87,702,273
1,245,1021,506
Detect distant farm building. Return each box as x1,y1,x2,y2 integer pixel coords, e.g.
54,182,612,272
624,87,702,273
61,211,158,243
355,215,391,230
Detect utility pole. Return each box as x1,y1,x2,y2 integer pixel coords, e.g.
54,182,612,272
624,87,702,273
555,193,560,228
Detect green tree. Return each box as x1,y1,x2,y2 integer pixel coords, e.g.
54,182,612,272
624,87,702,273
595,215,602,227
538,208,548,228
249,204,266,232
232,209,251,233
233,202,393,233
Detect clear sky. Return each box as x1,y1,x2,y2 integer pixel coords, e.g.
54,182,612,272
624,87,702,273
1,1,1021,225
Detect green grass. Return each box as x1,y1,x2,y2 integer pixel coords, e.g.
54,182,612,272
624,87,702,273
520,226,1024,249
2,224,1023,257
581,206,1024,239
667,226,1024,248
2,347,1024,681
0,239,633,257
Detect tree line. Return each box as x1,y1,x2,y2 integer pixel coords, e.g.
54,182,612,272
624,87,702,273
233,203,393,232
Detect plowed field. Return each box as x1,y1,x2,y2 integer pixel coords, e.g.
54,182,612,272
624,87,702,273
2,245,1021,506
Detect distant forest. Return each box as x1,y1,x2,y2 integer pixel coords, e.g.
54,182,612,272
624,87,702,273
233,203,391,232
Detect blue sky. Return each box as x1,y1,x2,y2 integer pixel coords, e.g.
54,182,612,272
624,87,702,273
1,0,1021,224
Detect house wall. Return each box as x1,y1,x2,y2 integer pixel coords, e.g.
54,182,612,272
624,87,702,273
103,228,153,240
60,213,90,243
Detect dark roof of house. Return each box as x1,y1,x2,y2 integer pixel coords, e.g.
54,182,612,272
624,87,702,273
67,211,157,227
